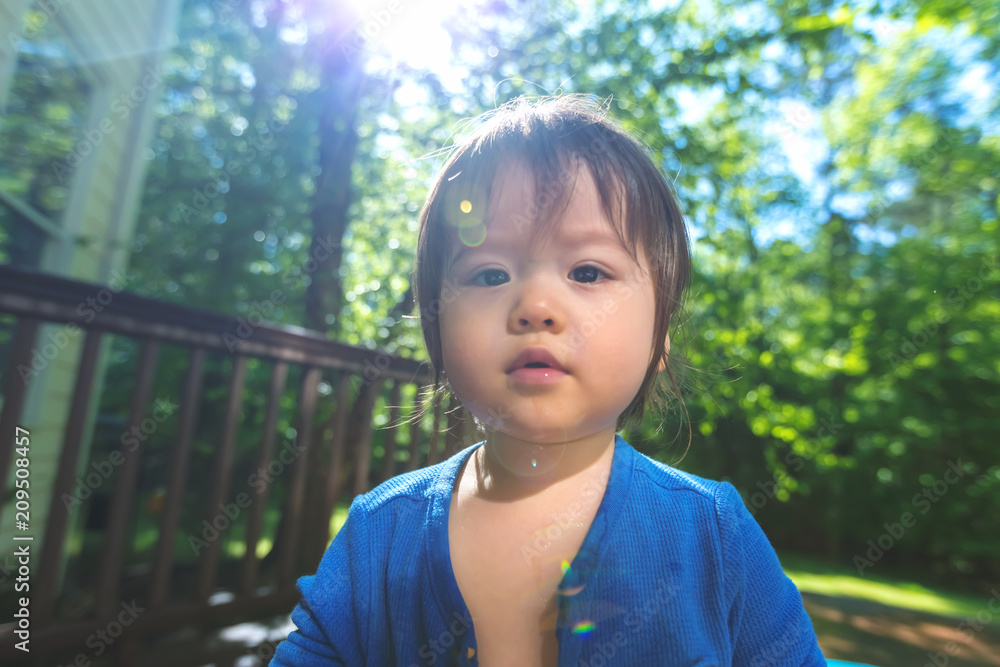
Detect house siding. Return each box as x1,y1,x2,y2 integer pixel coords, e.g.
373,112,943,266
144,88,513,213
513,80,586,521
1,0,182,588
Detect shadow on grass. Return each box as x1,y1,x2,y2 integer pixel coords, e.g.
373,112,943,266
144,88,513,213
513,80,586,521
806,591,1000,667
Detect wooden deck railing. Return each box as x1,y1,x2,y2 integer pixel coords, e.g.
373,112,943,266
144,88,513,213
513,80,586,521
0,264,473,664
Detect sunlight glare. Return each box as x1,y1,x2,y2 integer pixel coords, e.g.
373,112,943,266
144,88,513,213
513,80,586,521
344,0,468,71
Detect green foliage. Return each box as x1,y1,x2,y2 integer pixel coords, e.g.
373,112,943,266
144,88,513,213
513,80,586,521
120,0,998,589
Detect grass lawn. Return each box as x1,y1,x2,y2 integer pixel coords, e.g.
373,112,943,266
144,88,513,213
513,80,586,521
781,552,989,620
331,503,350,535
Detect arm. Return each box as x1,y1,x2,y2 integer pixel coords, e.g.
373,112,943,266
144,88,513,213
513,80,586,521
716,482,827,666
270,495,371,666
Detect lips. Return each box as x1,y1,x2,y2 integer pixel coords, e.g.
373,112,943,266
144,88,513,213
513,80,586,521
506,347,567,374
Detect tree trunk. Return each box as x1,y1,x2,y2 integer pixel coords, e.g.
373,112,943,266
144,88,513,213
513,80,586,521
304,20,365,336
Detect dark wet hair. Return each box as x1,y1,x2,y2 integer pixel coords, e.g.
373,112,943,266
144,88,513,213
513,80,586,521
411,94,691,435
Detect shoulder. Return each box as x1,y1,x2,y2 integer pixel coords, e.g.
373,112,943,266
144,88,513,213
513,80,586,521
624,444,748,538
624,449,793,597
351,444,477,516
312,446,476,574
629,446,736,505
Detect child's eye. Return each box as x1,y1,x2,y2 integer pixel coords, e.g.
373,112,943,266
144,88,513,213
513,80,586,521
570,265,608,283
471,268,510,286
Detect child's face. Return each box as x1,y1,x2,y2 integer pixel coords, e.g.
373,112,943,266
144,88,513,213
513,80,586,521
437,162,660,444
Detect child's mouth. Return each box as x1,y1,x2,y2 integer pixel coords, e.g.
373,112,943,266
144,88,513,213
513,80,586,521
505,347,568,376
508,365,568,384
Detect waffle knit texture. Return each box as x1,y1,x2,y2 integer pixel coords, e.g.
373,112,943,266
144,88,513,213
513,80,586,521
271,434,827,666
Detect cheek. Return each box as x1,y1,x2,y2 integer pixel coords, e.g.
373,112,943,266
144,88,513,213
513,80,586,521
437,319,490,414
437,314,461,371
592,330,651,387
438,303,482,373
598,290,657,377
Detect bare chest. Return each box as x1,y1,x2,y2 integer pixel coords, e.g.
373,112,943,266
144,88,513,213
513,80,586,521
448,489,602,666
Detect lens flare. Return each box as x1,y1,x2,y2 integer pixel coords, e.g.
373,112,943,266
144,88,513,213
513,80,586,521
458,223,487,246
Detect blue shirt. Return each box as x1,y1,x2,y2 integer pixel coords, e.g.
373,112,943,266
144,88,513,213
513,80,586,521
272,435,827,666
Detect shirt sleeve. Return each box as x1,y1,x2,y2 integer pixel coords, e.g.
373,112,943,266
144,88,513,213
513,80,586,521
716,481,827,666
270,495,371,666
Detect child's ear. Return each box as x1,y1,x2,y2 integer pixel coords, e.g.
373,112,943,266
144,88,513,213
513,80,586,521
655,335,671,373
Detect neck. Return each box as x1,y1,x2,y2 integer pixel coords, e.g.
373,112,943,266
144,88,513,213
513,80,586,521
469,428,617,503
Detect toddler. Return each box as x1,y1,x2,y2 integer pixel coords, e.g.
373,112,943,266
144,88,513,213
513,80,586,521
272,95,827,666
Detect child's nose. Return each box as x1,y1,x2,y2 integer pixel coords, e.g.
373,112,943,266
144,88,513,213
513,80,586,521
507,276,566,333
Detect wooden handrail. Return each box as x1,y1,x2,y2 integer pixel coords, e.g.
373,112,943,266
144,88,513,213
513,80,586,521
0,264,433,383
0,263,455,664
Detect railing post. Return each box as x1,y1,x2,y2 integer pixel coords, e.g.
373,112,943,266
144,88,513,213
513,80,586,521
96,339,159,616
380,380,402,483
0,317,40,529
351,377,382,498
425,391,443,467
277,366,321,586
445,397,462,459
405,387,426,473
241,361,288,595
197,355,247,600
149,347,206,607
310,374,352,565
35,330,104,622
